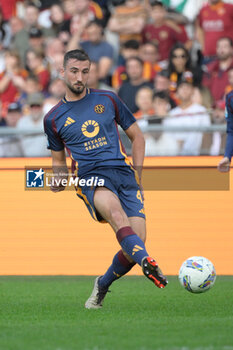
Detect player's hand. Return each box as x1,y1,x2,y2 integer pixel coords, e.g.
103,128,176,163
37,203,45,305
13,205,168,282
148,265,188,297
49,177,66,192
218,157,231,172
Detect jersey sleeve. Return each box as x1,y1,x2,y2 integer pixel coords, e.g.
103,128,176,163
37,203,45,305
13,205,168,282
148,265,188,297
224,93,233,161
44,114,64,151
111,93,136,130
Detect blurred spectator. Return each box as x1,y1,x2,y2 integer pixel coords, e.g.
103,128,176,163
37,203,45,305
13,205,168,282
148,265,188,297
139,42,162,81
196,0,233,61
63,0,104,39
153,91,172,119
44,38,65,79
107,0,147,43
112,39,140,89
11,26,46,64
18,74,42,111
28,27,45,52
134,87,155,125
0,102,24,157
143,91,178,156
62,0,77,18
1,101,22,127
142,0,189,62
154,69,177,108
91,0,110,27
11,3,53,62
43,78,66,114
168,43,202,95
16,92,49,157
67,19,114,81
192,86,214,110
112,40,162,90
0,50,27,117
9,16,25,36
73,0,104,21
118,56,153,113
25,48,50,92
164,78,211,155
203,37,233,103
49,3,70,37
87,61,115,91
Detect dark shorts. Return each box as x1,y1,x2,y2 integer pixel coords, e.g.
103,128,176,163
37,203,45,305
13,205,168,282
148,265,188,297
76,167,145,222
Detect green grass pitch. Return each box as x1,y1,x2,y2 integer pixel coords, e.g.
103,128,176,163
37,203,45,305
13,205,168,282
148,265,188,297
0,276,232,350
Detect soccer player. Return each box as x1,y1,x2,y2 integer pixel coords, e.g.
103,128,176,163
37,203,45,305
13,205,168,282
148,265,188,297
218,91,233,172
44,49,167,309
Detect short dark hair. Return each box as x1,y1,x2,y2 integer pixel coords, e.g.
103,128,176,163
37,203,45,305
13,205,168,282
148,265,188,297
153,91,170,102
122,40,140,50
63,49,90,68
126,56,144,66
86,19,104,29
217,36,233,47
150,0,164,8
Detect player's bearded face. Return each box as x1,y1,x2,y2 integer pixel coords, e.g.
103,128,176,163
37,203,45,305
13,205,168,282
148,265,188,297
64,59,90,96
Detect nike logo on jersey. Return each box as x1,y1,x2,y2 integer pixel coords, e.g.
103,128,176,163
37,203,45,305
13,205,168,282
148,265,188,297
64,117,75,127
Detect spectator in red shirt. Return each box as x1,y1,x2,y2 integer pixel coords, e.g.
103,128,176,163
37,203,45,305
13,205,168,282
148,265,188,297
203,37,233,104
196,0,233,60
142,0,189,62
0,50,27,117
25,48,50,92
0,0,23,21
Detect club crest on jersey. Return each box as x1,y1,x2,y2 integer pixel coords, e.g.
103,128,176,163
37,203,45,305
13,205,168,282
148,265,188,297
81,120,100,138
94,104,105,114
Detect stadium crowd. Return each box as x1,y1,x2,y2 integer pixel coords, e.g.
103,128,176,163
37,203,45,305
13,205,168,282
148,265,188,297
0,0,233,157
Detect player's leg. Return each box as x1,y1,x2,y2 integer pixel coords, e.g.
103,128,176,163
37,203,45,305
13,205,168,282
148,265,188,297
128,216,167,289
85,187,167,309
85,187,137,309
94,186,167,287
93,187,151,264
93,216,146,292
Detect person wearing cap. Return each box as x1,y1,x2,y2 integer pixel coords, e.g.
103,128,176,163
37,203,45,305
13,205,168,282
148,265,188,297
10,3,53,63
0,102,24,157
163,78,211,156
16,92,49,157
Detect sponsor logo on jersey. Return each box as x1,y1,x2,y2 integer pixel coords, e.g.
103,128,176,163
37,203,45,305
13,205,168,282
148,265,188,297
82,120,100,138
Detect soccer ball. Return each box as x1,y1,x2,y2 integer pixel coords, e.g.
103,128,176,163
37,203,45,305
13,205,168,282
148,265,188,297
178,256,216,293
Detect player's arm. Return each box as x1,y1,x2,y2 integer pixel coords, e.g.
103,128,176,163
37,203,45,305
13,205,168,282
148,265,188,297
218,95,233,172
218,135,232,173
50,149,69,192
125,122,145,183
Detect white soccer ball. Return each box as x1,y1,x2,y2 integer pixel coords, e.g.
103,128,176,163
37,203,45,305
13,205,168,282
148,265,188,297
178,256,216,293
